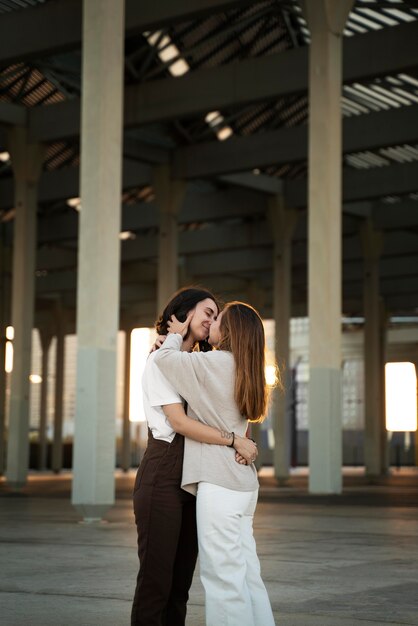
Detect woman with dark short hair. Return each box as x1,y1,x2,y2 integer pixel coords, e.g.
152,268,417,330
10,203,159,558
153,301,276,626
131,288,257,626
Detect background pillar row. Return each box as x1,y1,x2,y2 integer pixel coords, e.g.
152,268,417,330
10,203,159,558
0,237,11,475
154,165,187,314
6,126,44,488
52,304,66,473
121,326,133,472
38,326,53,470
247,280,266,469
361,220,384,476
268,195,298,482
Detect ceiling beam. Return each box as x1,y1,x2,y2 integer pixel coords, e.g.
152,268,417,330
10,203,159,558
2,147,416,213
34,250,418,316
285,161,418,207
34,221,418,274
27,21,418,143
372,199,418,230
173,104,418,178
0,0,254,67
33,187,267,245
0,102,26,126
0,159,152,209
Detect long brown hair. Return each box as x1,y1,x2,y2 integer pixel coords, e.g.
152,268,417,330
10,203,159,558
218,302,269,422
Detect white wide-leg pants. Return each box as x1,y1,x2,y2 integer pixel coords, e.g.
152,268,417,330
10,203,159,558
196,482,275,626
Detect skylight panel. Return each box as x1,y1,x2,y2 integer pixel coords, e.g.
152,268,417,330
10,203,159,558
394,145,417,162
344,85,387,111
341,96,369,114
357,7,398,26
371,84,411,106
398,73,418,87
382,8,416,22
348,12,383,30
361,151,390,166
341,102,359,116
392,88,418,104
345,19,368,33
380,146,410,163
386,76,403,86
346,154,371,169
352,83,400,108
401,145,418,158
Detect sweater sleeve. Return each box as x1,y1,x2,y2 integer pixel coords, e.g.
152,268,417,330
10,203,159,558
153,333,208,408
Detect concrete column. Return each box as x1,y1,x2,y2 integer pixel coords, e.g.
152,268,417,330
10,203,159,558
379,302,389,475
361,220,385,477
0,324,6,475
121,327,133,472
0,241,11,475
415,363,418,468
72,0,125,521
268,196,298,482
246,280,266,469
38,327,53,470
154,165,186,313
52,306,66,473
6,126,44,488
304,0,353,494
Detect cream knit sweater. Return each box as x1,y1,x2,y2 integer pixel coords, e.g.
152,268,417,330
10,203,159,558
153,333,259,495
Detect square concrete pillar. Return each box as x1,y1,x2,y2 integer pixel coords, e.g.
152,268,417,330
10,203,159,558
6,126,44,488
304,0,354,494
72,0,125,521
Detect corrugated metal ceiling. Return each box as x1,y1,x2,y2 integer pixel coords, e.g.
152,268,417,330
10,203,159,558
0,0,417,184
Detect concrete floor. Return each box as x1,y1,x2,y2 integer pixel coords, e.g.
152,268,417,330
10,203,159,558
1,468,418,626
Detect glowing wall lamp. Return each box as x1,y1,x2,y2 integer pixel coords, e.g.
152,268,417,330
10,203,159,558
385,362,417,432
5,326,14,373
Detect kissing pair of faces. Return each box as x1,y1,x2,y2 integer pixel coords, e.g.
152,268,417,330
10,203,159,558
184,297,222,346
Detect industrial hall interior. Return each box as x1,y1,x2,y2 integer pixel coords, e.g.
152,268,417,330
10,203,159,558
0,1,418,626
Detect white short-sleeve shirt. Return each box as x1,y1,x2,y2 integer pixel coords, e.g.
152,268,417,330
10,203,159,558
142,351,183,442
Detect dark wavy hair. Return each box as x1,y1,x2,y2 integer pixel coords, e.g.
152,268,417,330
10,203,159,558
155,287,220,352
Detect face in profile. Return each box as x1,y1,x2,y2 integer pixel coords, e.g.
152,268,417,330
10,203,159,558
188,298,218,342
208,311,223,347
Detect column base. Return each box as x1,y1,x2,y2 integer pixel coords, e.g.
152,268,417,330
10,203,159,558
73,503,111,522
309,367,342,494
5,481,26,490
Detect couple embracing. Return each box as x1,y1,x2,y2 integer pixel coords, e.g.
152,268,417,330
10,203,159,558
131,287,276,626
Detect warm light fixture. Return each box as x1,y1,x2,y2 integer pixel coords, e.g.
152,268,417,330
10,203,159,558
205,110,234,141
66,197,81,211
5,342,13,373
385,362,417,432
119,231,136,241
145,32,189,77
29,374,42,384
216,127,233,141
0,151,10,162
5,326,14,373
146,34,234,142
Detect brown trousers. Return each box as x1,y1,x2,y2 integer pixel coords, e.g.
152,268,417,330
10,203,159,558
131,431,198,626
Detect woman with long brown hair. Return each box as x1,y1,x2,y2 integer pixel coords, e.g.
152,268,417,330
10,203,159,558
153,301,275,626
